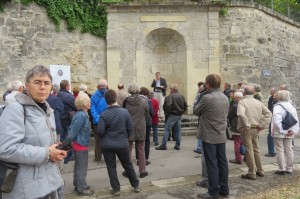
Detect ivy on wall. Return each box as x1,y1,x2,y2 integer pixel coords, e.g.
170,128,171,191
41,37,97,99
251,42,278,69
0,0,130,38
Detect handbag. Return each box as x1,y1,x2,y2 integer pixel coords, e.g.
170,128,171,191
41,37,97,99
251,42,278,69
0,160,19,193
277,104,298,130
0,105,26,193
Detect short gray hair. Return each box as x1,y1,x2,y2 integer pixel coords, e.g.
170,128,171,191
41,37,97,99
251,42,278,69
128,83,140,94
98,79,108,89
80,84,88,92
26,65,52,83
254,84,261,92
148,91,154,99
277,90,291,102
52,83,60,93
11,80,23,91
170,83,179,91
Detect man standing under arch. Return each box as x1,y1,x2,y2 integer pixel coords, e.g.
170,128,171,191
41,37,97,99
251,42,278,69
151,72,167,119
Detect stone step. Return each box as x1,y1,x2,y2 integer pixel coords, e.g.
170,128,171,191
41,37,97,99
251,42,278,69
157,127,198,136
156,115,198,136
157,122,198,128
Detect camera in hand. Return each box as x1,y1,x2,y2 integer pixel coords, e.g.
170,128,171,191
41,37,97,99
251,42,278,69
56,139,72,151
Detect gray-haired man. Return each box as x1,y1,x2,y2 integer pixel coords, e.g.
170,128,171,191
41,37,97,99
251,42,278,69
238,84,272,180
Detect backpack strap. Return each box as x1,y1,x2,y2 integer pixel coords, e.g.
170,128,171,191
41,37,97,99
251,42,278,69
276,104,287,111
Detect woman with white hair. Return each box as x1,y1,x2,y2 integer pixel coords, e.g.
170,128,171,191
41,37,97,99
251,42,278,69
67,93,94,196
271,90,299,175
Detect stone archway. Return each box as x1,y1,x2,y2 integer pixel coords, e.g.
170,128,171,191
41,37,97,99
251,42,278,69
139,28,187,97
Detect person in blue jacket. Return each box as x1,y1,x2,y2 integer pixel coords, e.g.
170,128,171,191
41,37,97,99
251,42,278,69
68,93,94,196
90,79,108,162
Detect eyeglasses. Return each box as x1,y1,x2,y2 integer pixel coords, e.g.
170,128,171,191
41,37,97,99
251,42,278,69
30,80,52,87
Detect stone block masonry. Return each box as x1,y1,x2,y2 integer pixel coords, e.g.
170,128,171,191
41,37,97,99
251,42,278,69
0,2,299,110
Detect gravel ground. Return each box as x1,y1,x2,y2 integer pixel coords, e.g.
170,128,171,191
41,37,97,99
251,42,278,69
243,170,300,199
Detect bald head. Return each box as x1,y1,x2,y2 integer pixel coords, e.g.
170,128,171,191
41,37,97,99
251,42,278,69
269,87,276,95
244,85,254,95
279,84,287,91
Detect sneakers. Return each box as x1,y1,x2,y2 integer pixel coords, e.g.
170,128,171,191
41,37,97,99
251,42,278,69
219,193,230,198
140,171,148,178
110,189,120,196
133,186,141,193
155,145,167,150
195,180,209,188
193,149,202,154
265,153,276,157
174,146,180,150
77,189,95,196
197,192,219,199
275,170,286,175
229,159,242,165
154,143,159,146
256,172,264,177
241,174,256,180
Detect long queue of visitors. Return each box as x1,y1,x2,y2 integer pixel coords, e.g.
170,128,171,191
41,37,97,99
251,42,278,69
0,65,299,199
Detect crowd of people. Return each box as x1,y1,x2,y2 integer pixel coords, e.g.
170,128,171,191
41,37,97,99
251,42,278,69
0,65,299,199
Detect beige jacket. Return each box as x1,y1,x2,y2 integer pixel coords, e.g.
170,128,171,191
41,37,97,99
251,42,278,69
237,95,272,130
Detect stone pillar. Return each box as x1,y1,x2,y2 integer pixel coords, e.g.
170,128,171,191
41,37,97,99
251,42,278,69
208,8,221,75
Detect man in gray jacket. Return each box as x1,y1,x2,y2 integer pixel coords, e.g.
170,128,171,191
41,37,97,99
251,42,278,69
194,74,230,199
155,83,187,150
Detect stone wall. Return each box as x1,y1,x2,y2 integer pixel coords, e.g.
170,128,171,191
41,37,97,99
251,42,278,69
1,2,300,109
0,2,106,96
219,4,300,107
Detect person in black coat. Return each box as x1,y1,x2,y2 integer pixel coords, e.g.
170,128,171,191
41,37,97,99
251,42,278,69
265,87,277,157
97,89,140,196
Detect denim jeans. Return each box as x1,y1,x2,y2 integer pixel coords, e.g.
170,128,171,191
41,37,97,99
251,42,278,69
161,115,182,148
202,142,229,197
201,146,208,182
152,124,158,144
102,147,139,191
196,138,202,151
267,123,275,154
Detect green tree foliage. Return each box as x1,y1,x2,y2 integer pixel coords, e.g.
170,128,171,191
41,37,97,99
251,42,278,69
0,0,128,38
